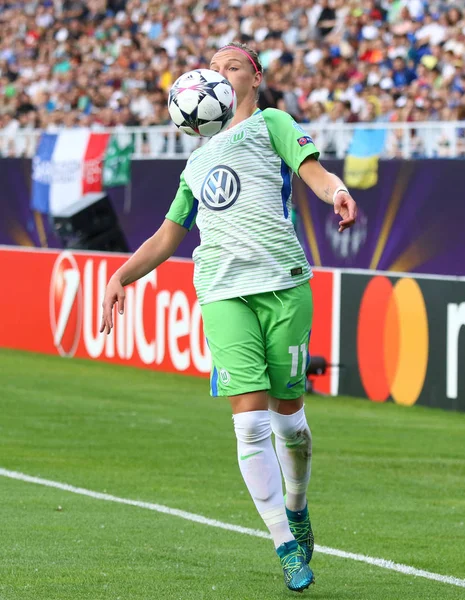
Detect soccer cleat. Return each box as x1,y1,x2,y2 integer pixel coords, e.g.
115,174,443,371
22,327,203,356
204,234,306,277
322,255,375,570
276,539,315,592
286,504,314,564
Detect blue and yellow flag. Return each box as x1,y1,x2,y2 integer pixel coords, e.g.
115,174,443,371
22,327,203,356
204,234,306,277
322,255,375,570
344,129,386,189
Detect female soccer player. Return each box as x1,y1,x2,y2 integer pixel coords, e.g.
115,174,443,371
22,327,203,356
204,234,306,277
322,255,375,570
100,42,357,593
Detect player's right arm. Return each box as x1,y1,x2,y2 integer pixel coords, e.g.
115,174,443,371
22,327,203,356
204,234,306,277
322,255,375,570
100,170,197,335
100,219,187,334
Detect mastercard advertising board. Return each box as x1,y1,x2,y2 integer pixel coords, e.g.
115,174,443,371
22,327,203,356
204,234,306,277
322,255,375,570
338,273,465,411
2,247,463,408
0,247,335,395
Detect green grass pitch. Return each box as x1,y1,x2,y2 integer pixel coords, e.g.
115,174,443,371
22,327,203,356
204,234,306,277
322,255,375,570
0,348,464,600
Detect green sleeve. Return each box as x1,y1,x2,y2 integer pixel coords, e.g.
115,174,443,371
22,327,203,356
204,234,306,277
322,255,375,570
262,108,320,175
165,170,198,231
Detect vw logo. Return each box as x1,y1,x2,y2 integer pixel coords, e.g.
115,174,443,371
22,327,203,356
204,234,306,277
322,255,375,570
200,165,241,211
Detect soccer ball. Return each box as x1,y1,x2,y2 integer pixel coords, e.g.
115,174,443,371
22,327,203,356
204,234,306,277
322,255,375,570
168,69,237,137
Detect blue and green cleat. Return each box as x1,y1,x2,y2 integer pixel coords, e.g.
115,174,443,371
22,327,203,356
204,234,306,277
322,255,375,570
276,539,315,592
286,504,314,564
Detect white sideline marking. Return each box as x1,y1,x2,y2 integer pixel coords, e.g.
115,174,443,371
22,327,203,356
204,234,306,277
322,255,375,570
2,468,465,589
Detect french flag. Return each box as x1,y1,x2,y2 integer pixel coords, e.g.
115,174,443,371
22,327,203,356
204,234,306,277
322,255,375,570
31,131,110,215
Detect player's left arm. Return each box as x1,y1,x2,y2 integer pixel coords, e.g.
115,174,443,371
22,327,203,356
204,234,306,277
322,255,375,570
298,157,357,233
263,108,357,233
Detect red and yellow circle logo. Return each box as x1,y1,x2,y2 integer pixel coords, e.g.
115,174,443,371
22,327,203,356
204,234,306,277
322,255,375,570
357,277,429,406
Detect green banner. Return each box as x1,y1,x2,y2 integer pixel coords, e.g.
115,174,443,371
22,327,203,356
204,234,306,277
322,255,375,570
103,136,134,188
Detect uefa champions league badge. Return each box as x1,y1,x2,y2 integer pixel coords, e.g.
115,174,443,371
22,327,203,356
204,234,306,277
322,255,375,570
297,136,314,146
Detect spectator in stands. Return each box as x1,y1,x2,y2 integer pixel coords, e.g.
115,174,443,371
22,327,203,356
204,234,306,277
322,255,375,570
1,0,465,157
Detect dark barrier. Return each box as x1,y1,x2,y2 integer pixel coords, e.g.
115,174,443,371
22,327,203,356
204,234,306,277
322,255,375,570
1,158,464,276
0,158,199,259
0,158,61,248
338,271,465,411
293,159,465,276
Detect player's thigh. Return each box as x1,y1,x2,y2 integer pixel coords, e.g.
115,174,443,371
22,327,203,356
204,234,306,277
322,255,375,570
264,283,313,400
201,297,270,397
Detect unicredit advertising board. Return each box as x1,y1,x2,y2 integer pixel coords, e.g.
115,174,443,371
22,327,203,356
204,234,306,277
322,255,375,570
2,247,463,409
0,247,336,395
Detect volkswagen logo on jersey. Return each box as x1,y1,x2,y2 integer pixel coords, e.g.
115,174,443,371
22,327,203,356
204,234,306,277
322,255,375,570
200,165,241,211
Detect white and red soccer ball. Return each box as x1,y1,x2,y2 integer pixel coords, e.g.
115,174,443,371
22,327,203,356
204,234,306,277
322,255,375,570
168,69,237,137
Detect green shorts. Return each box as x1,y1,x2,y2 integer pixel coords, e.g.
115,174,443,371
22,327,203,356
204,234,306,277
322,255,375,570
201,282,313,400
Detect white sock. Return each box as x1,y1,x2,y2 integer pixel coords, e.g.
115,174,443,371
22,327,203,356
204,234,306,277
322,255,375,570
269,407,312,512
233,410,294,548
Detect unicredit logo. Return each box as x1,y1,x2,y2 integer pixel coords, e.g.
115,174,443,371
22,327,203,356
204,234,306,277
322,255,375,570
357,276,429,406
47,251,211,373
49,251,82,357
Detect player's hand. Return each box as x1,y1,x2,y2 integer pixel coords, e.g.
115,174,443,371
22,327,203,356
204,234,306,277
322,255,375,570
100,276,125,335
334,191,357,233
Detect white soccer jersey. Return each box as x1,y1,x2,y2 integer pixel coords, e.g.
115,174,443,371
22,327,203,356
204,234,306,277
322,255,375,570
166,108,319,305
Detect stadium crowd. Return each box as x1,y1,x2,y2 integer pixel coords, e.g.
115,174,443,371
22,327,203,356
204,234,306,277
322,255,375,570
1,0,465,142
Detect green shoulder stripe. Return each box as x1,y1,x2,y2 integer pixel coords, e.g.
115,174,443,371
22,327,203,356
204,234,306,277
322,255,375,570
262,108,319,175
165,170,198,231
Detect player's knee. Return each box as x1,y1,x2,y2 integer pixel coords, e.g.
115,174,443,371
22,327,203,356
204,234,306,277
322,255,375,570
233,410,271,444
270,407,312,447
